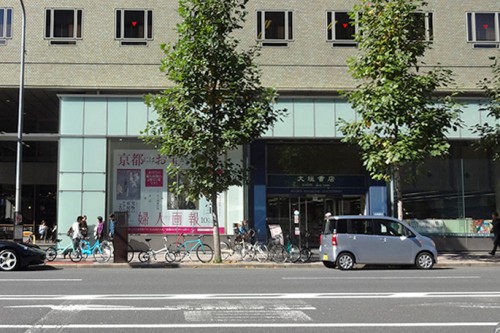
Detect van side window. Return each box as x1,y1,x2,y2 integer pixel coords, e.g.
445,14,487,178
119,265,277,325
336,220,348,234
373,220,408,236
351,219,373,234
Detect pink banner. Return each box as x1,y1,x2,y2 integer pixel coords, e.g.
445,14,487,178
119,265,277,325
128,226,225,235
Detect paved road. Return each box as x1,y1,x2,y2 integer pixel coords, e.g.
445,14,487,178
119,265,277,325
0,266,499,332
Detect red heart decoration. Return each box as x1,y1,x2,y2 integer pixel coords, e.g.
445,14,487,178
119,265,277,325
483,24,489,29
343,23,348,28
131,21,138,27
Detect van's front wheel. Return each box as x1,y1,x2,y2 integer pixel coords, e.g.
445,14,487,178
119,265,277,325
415,252,434,269
336,253,354,270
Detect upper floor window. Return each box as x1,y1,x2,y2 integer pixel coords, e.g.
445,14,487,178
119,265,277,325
326,11,358,46
412,12,433,42
467,12,499,47
257,11,293,46
115,9,153,45
45,8,83,45
0,8,13,44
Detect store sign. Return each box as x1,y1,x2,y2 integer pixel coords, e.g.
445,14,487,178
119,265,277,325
112,150,225,234
267,174,366,195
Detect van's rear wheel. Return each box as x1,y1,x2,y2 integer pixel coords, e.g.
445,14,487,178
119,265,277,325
415,252,434,269
336,253,354,270
322,261,336,269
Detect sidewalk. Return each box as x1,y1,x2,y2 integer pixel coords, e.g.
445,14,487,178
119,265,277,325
41,251,500,269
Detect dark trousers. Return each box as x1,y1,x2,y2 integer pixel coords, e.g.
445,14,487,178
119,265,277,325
492,234,500,254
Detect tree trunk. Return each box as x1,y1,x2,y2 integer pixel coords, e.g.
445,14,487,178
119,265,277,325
394,165,404,220
211,193,221,263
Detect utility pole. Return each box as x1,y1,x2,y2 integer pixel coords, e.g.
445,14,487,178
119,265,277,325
14,0,26,241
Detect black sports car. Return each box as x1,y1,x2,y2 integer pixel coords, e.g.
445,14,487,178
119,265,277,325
0,240,46,271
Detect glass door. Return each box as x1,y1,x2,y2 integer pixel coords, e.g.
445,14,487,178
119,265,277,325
267,195,364,247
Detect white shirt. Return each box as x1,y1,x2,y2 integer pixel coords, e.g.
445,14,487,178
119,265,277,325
71,221,82,239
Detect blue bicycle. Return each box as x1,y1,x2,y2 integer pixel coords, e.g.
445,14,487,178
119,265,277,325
45,238,79,262
171,234,213,263
73,237,112,263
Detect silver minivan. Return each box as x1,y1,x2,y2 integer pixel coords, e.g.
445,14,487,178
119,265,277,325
320,215,438,270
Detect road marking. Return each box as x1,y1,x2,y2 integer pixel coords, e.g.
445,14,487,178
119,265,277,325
1,291,500,300
7,303,316,312
0,323,496,329
0,279,82,282
283,276,481,280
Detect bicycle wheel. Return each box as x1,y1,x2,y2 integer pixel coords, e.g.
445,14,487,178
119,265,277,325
299,247,312,263
254,243,269,262
219,242,231,261
94,244,112,263
287,244,301,263
138,250,151,263
196,243,214,263
175,245,187,262
270,244,286,263
233,243,244,261
241,243,255,262
69,248,83,262
165,249,176,263
127,245,134,263
45,247,57,261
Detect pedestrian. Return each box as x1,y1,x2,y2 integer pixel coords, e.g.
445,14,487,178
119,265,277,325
489,212,500,256
80,215,88,238
38,220,48,241
71,216,83,253
108,214,117,240
63,216,82,258
94,216,105,242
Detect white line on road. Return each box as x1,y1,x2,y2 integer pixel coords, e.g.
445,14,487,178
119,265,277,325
0,323,496,329
1,291,500,300
283,276,481,280
0,279,82,282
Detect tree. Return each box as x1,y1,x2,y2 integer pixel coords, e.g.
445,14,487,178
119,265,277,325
338,0,461,220
143,0,285,262
473,54,500,160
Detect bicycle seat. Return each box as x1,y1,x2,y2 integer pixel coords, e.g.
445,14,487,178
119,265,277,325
55,239,62,243
145,238,152,242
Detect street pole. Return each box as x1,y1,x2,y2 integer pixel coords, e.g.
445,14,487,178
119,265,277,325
14,0,26,241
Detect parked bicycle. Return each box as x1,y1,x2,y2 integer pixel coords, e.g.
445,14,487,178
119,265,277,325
220,235,253,262
45,237,79,261
138,236,175,263
170,234,213,263
283,234,301,263
77,237,112,263
298,232,313,263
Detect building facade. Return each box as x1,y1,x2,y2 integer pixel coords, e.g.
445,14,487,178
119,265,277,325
1,0,499,248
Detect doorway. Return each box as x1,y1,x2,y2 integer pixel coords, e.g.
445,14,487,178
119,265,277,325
266,195,364,247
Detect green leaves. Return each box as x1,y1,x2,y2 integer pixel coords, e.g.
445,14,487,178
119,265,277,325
473,54,500,160
341,0,462,182
142,0,285,202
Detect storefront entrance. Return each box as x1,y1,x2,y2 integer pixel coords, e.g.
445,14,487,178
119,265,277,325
266,195,363,247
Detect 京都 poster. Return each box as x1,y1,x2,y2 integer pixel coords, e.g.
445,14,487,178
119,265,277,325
112,150,225,234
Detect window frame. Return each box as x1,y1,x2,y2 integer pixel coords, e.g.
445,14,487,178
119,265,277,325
115,8,153,43
413,11,434,42
466,12,500,45
44,8,83,41
0,7,13,41
326,11,358,44
256,10,294,46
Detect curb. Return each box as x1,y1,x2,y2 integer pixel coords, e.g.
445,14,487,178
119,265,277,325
44,258,499,269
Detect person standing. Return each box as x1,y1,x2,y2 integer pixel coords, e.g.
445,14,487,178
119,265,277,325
108,214,117,240
70,216,83,256
94,216,105,242
490,212,500,256
80,215,88,238
489,212,500,256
